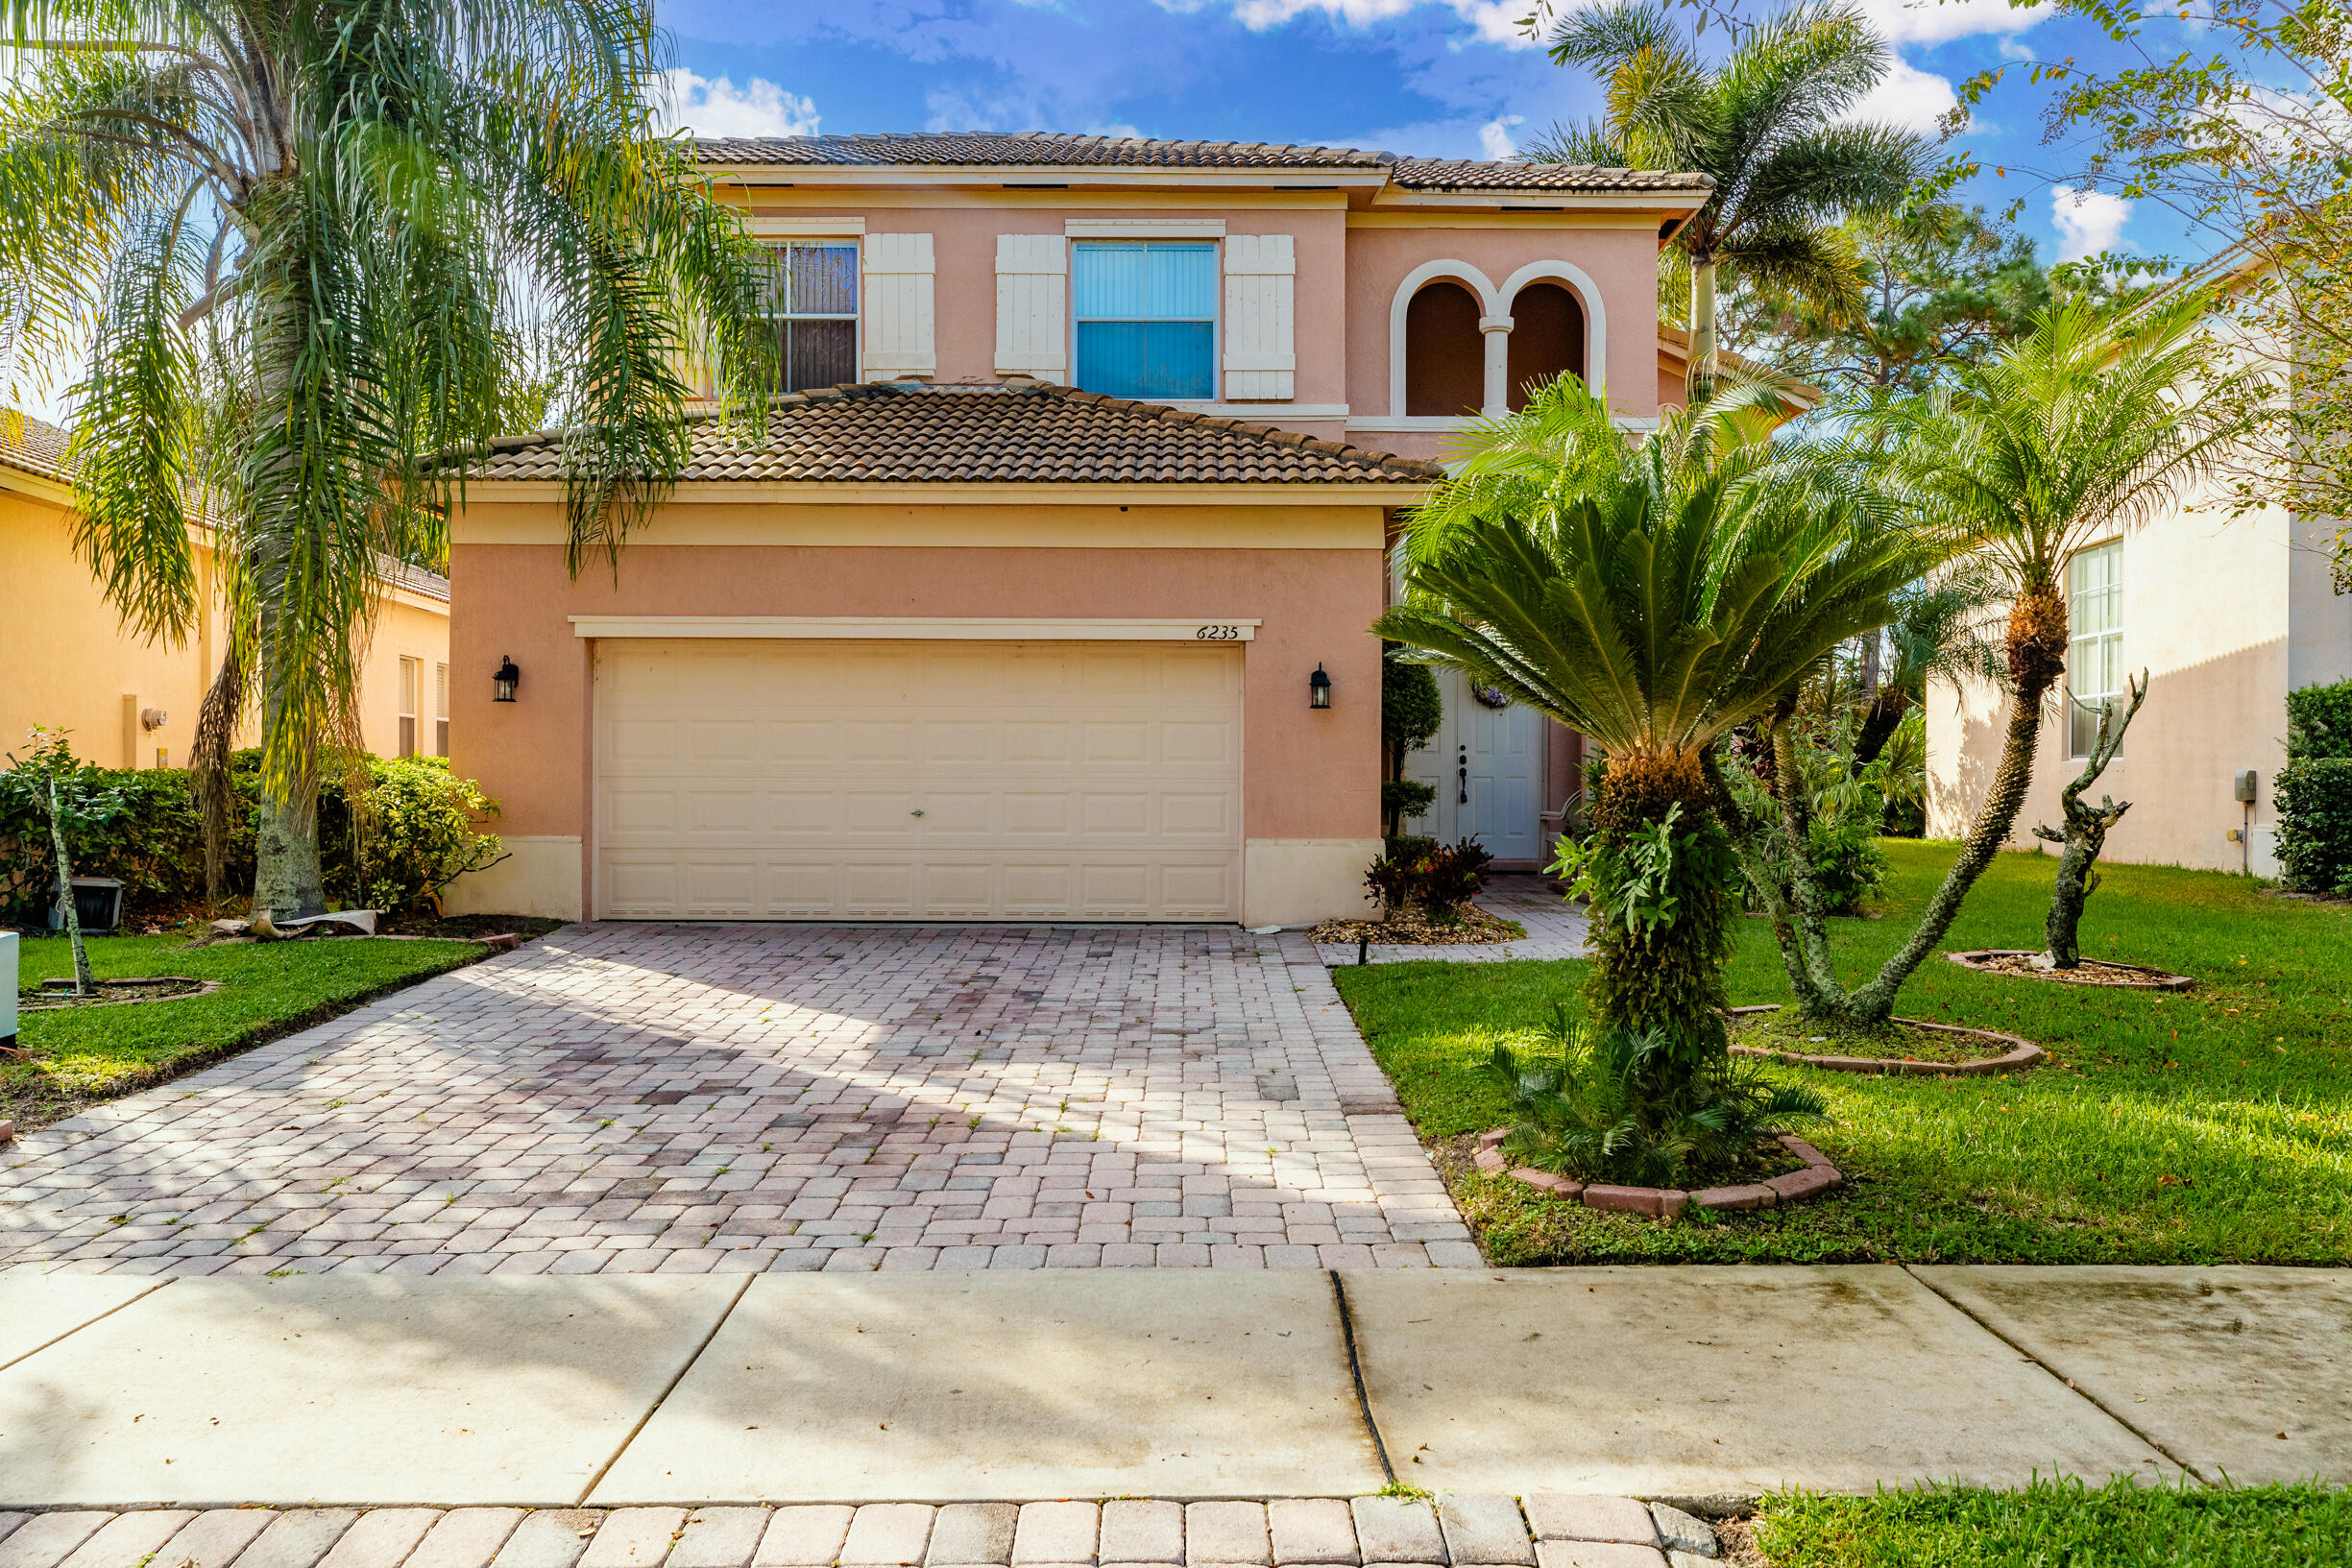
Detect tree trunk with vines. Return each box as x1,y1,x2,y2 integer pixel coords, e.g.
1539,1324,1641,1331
2037,673,2146,967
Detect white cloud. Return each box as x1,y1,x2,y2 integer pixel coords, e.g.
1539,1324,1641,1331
1849,57,1960,133
1478,113,1524,158
1854,0,2052,44
1203,0,1540,47
2052,185,2132,261
647,68,819,140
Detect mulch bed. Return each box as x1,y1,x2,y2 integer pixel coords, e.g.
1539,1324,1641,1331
1474,1126,1843,1220
1946,948,2196,991
18,977,221,1012
1727,1003,2046,1076
1310,906,1526,946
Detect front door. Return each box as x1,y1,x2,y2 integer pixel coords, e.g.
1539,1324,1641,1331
1400,668,1546,865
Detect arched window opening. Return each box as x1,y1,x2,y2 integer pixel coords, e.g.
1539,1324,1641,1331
1505,281,1587,411
1404,280,1485,417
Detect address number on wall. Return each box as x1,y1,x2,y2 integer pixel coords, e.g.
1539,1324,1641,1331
1195,624,1245,641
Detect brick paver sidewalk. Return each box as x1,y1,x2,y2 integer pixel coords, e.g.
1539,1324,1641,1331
0,925,1474,1275
0,1495,1727,1568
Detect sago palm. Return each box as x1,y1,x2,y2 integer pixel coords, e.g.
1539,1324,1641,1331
1540,0,1925,395
1375,378,1934,1066
1760,296,2253,1027
0,0,774,918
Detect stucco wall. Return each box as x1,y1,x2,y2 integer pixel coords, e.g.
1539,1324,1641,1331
1927,487,2306,876
446,505,1388,922
0,480,448,771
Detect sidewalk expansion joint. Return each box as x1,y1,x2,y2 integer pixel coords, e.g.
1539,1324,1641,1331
1327,1268,1394,1484
1902,1264,2210,1484
574,1270,755,1506
0,1276,176,1375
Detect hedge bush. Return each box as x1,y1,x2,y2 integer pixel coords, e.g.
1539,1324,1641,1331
2276,757,2352,896
2287,677,2352,761
1,739,503,924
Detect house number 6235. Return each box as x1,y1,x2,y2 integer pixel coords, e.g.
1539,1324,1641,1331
1194,624,1242,640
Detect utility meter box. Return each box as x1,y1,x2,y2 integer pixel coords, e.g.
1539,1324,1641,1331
1,929,16,1051
2235,769,2260,804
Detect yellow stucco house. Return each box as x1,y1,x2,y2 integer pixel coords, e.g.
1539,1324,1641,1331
1,414,451,771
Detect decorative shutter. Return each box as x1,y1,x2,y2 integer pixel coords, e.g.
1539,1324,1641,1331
995,234,1068,381
862,232,935,378
1222,234,1295,400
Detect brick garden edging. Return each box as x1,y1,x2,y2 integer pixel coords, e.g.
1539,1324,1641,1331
1946,948,2195,991
1726,1004,2046,1076
1474,1127,1841,1220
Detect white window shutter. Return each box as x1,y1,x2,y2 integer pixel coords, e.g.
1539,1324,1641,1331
1222,233,1295,400
862,233,935,379
995,233,1067,381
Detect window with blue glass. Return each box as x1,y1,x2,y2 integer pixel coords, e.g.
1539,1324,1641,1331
1073,241,1217,400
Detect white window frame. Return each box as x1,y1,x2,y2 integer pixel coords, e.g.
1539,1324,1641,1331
398,656,421,760
1068,238,1222,404
2065,538,2126,759
761,238,862,394
433,661,450,758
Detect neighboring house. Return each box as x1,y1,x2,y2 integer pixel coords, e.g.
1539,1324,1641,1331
444,132,1715,924
1926,268,2352,874
0,413,452,770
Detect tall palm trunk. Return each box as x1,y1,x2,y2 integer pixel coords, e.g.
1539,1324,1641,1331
1586,750,1734,1073
1688,254,1718,402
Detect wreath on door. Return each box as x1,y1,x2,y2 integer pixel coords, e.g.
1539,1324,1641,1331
1471,685,1511,709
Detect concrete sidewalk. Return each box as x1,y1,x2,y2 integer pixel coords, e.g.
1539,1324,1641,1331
1,1266,2345,1507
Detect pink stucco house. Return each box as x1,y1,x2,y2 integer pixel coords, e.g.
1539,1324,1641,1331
445,133,1710,926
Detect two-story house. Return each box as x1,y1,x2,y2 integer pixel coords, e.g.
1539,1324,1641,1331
444,133,1710,926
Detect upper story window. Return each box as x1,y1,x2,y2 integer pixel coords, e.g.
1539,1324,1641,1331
1404,279,1484,418
1504,281,1587,411
1073,241,1216,400
762,242,860,393
2067,539,2125,758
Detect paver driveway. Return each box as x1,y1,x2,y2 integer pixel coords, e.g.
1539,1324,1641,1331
0,925,1475,1274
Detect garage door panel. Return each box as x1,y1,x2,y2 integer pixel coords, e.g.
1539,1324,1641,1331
595,639,1240,920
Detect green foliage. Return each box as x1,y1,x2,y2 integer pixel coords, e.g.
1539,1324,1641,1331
0,734,207,926
1755,1477,2352,1568
1382,779,1438,830
1366,838,1495,924
2,742,503,923
1485,1004,1826,1188
2287,678,2352,762
1724,728,1893,913
1381,650,1443,759
2275,758,2352,897
1332,840,2352,1266
1559,794,1739,1050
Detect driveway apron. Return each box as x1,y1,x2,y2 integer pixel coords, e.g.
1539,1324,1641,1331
0,924,1472,1275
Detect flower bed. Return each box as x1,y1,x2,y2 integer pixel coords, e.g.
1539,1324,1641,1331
1309,906,1525,946
1945,949,2195,991
1727,1003,2045,1075
21,976,220,1011
1474,1126,1842,1220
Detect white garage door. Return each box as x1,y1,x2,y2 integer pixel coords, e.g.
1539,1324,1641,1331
594,639,1243,920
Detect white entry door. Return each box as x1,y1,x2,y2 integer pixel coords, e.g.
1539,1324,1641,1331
594,639,1243,920
1399,667,1546,863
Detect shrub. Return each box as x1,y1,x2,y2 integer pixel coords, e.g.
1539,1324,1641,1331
1381,648,1443,835
2287,678,2352,761
2275,757,2352,895
319,756,508,914
1483,1004,1827,1188
1381,778,1436,829
0,736,207,925
1365,836,1494,924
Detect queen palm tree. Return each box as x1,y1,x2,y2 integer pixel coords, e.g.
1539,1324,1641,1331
1539,0,1926,397
0,0,774,919
1375,378,1934,1076
1758,297,2252,1028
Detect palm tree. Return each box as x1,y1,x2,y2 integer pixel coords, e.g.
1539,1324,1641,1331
1540,0,1926,396
0,0,774,919
1375,378,1934,1072
1758,297,2252,1027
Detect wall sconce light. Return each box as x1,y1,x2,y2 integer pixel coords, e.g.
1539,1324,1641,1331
1308,663,1332,710
493,656,521,704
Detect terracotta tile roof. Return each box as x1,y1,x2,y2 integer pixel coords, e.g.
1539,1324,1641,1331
0,411,70,483
385,560,451,602
1390,157,1713,193
691,133,1711,193
694,131,1394,171
468,382,1441,486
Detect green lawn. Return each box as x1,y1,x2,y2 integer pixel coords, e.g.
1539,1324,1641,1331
1751,1479,2352,1567
7,931,487,1131
1331,840,2352,1265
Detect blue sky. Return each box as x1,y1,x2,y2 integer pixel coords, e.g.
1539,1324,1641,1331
654,0,2219,269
